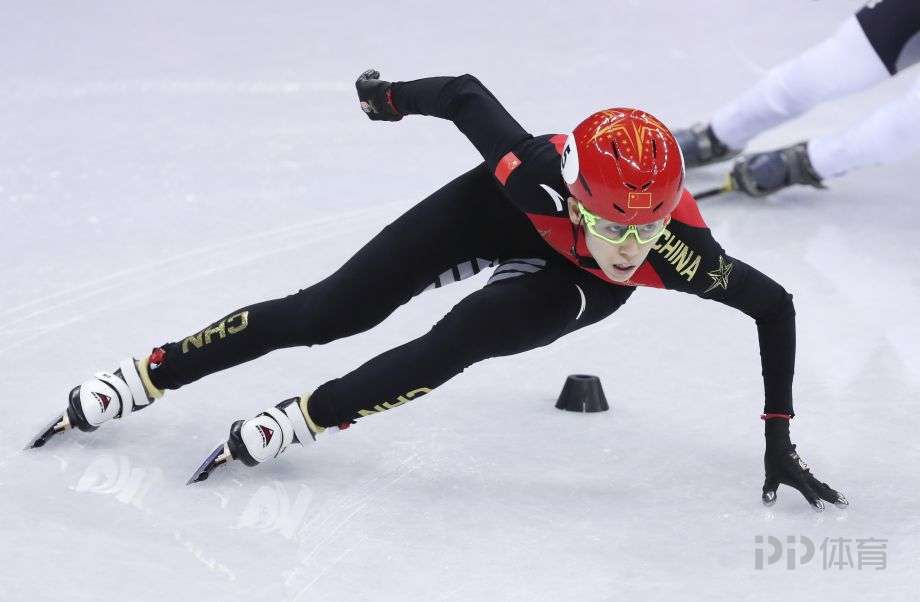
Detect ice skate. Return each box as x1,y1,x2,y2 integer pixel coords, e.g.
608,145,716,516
729,142,825,197
26,349,165,449
187,395,348,484
674,122,740,168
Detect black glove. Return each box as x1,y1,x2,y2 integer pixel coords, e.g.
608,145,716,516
355,69,402,122
762,417,848,511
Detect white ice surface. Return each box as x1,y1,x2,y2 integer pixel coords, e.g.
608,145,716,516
2,1,919,601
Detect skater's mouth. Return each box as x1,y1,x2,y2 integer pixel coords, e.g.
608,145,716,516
611,263,635,272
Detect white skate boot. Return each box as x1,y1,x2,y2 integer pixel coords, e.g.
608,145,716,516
26,349,165,448
187,395,348,484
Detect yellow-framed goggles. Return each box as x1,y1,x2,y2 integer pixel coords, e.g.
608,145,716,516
577,202,670,245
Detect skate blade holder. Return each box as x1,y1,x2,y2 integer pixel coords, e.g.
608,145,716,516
186,443,233,485
555,374,608,413
24,413,72,449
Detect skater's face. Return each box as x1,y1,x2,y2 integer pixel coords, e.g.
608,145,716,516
567,198,660,282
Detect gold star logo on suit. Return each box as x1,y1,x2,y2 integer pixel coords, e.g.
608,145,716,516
703,256,733,293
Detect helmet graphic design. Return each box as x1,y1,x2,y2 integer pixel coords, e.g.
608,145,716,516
562,108,684,224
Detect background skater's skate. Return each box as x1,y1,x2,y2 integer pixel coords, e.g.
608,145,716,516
692,142,826,200
673,122,740,167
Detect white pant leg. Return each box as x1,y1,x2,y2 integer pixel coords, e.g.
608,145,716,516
711,16,890,149
809,70,920,178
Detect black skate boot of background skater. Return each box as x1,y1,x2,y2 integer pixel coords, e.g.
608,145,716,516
674,123,740,168
730,142,826,197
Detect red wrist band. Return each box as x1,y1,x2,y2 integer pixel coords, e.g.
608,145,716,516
386,88,400,115
760,413,792,421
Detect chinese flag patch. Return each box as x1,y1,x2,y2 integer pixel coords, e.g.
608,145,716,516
627,192,652,209
494,152,522,186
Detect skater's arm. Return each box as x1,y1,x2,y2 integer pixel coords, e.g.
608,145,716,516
714,263,850,511
392,75,532,165
658,198,796,416
702,260,796,417
357,70,532,169
680,233,848,511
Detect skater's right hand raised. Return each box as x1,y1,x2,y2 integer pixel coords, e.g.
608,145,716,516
356,69,402,121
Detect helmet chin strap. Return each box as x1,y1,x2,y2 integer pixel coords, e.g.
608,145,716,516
570,217,600,270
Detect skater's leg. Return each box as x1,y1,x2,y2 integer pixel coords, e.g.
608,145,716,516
149,164,544,390
710,15,891,150
704,2,920,192
53,165,545,438
725,67,920,193
223,259,634,467
808,70,920,178
305,260,634,428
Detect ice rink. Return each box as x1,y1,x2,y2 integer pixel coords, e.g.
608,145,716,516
2,1,918,600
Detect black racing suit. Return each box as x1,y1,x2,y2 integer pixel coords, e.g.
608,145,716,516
148,75,797,428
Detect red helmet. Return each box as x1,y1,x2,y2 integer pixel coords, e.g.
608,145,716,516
562,108,684,224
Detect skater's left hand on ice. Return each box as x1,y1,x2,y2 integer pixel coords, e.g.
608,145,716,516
356,69,402,121
762,416,848,512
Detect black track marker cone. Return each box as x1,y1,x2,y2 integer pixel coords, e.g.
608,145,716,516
555,374,608,413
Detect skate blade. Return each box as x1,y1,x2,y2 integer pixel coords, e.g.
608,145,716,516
24,413,71,450
186,443,233,485
693,176,735,201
